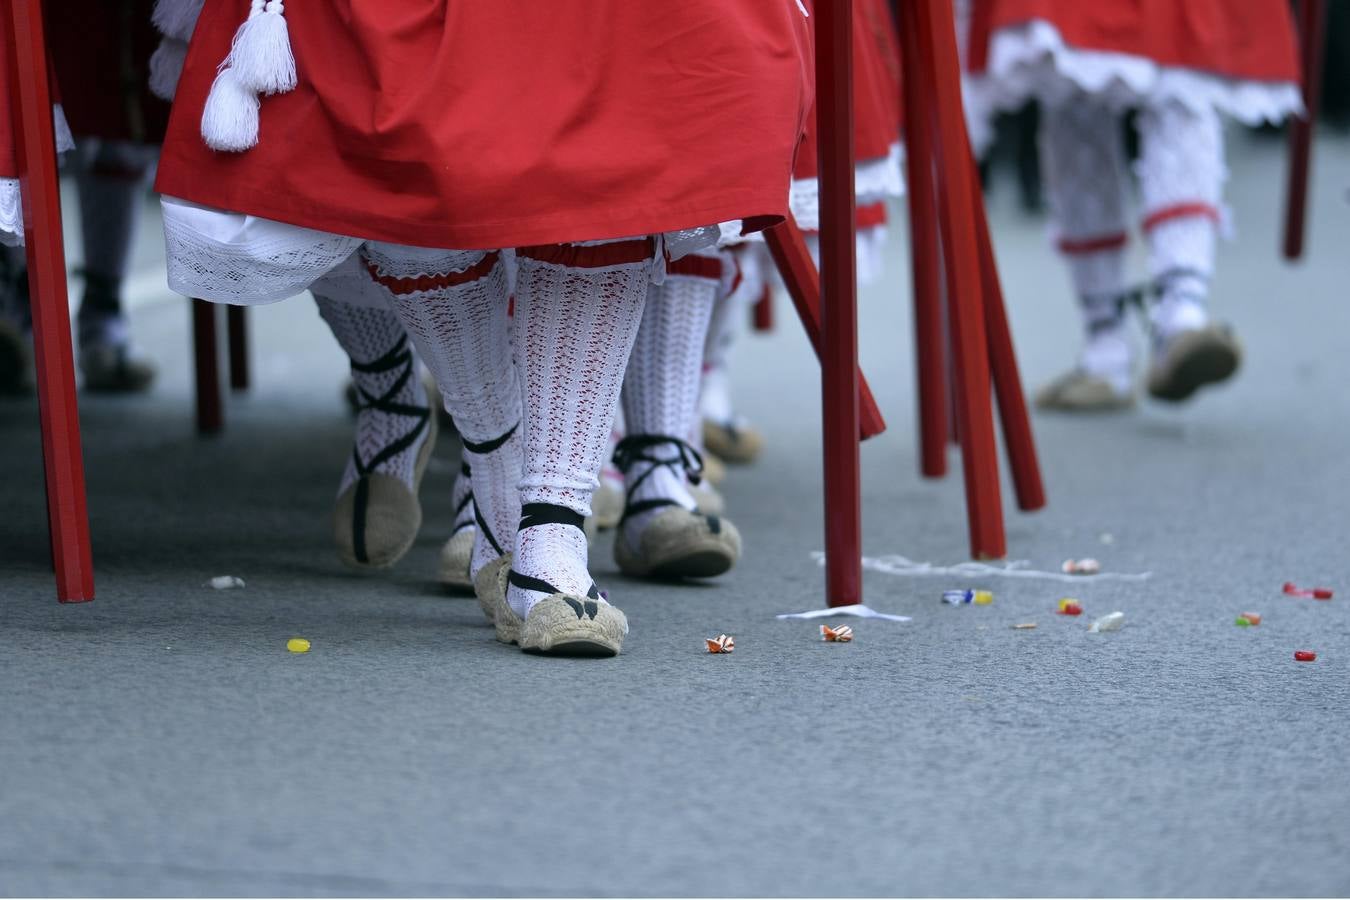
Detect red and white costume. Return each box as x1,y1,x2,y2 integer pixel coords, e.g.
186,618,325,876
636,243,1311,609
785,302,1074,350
963,0,1300,406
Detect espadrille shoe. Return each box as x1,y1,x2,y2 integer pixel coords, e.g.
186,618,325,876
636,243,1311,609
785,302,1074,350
438,527,475,593
473,553,516,636
615,506,741,579
515,583,628,657
702,417,763,464
1147,324,1241,403
701,449,727,485
1035,369,1135,412
688,480,725,516
590,472,625,531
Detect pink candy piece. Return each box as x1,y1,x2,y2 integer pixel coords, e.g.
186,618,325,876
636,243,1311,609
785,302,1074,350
1284,582,1334,599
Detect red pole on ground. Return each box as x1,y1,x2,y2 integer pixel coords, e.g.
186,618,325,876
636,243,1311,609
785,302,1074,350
898,41,948,479
816,0,864,605
6,0,95,602
1282,0,1328,261
970,159,1045,512
227,305,250,392
914,0,1006,559
193,300,223,434
763,218,886,441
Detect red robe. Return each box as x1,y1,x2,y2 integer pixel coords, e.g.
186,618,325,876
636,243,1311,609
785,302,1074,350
155,1,814,250
967,0,1299,83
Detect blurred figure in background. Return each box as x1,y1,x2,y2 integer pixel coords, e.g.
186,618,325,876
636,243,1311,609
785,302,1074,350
965,0,1301,411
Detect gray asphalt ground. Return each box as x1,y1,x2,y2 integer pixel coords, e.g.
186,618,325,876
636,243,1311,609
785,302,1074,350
2,131,1349,897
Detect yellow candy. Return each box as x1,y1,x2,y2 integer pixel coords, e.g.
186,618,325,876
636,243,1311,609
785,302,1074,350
973,590,994,606
287,637,311,654
1058,598,1079,612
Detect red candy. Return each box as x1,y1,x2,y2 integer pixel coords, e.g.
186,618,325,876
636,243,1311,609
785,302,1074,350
1294,650,1317,662
1057,602,1083,616
1314,589,1334,600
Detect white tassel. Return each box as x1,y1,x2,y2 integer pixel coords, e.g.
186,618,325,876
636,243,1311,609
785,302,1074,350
151,0,205,42
227,0,296,96
148,38,189,102
201,68,261,151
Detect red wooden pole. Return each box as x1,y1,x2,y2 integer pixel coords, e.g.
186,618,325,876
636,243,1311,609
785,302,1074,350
751,283,774,332
970,158,1046,512
193,300,223,434
1282,0,1327,261
897,14,948,479
227,304,250,392
915,0,1006,559
7,0,95,602
764,217,886,441
816,0,864,605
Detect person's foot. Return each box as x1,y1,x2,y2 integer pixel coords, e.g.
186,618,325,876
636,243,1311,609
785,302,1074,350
590,465,625,531
689,479,725,516
701,417,763,464
1147,323,1241,402
437,462,477,594
334,338,438,569
1036,326,1134,412
701,448,727,485
77,305,156,393
79,342,157,393
612,435,741,579
506,503,626,656
1145,295,1239,402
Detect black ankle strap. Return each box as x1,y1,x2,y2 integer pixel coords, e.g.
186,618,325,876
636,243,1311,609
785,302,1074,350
519,503,585,532
462,423,518,455
350,338,430,479
613,434,705,495
507,569,601,602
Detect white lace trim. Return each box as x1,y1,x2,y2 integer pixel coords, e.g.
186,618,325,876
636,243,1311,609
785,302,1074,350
161,197,363,304
790,142,905,232
0,178,21,247
1,107,77,247
972,20,1303,125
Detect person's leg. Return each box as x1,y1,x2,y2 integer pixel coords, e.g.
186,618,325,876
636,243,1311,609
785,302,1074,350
699,244,765,463
615,249,741,579
314,287,438,569
1035,96,1136,411
362,243,522,615
73,139,158,392
437,457,478,592
500,238,654,656
1136,99,1240,401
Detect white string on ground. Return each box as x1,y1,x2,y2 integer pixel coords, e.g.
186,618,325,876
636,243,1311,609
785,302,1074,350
812,552,1152,583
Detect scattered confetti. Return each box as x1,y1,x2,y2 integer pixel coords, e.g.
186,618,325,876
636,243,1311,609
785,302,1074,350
1088,611,1125,633
287,638,311,654
1011,623,1037,630
820,624,854,642
1294,650,1317,662
207,576,245,590
1061,558,1101,576
1057,598,1083,616
706,634,735,654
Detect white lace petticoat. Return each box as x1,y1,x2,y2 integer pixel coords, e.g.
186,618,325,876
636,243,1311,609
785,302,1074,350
969,20,1303,125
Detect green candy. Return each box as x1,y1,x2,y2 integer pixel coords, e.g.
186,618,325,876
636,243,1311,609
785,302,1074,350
1234,617,1252,627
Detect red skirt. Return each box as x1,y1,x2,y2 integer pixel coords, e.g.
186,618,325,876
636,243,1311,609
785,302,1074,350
154,1,814,250
968,0,1299,83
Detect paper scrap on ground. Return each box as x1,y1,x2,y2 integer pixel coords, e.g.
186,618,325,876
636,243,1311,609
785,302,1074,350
813,553,1151,584
776,603,911,622
207,576,245,590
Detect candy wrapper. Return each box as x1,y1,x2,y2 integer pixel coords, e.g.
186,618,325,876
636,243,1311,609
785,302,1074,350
820,624,854,642
706,634,735,654
1061,558,1101,576
1283,581,1333,600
